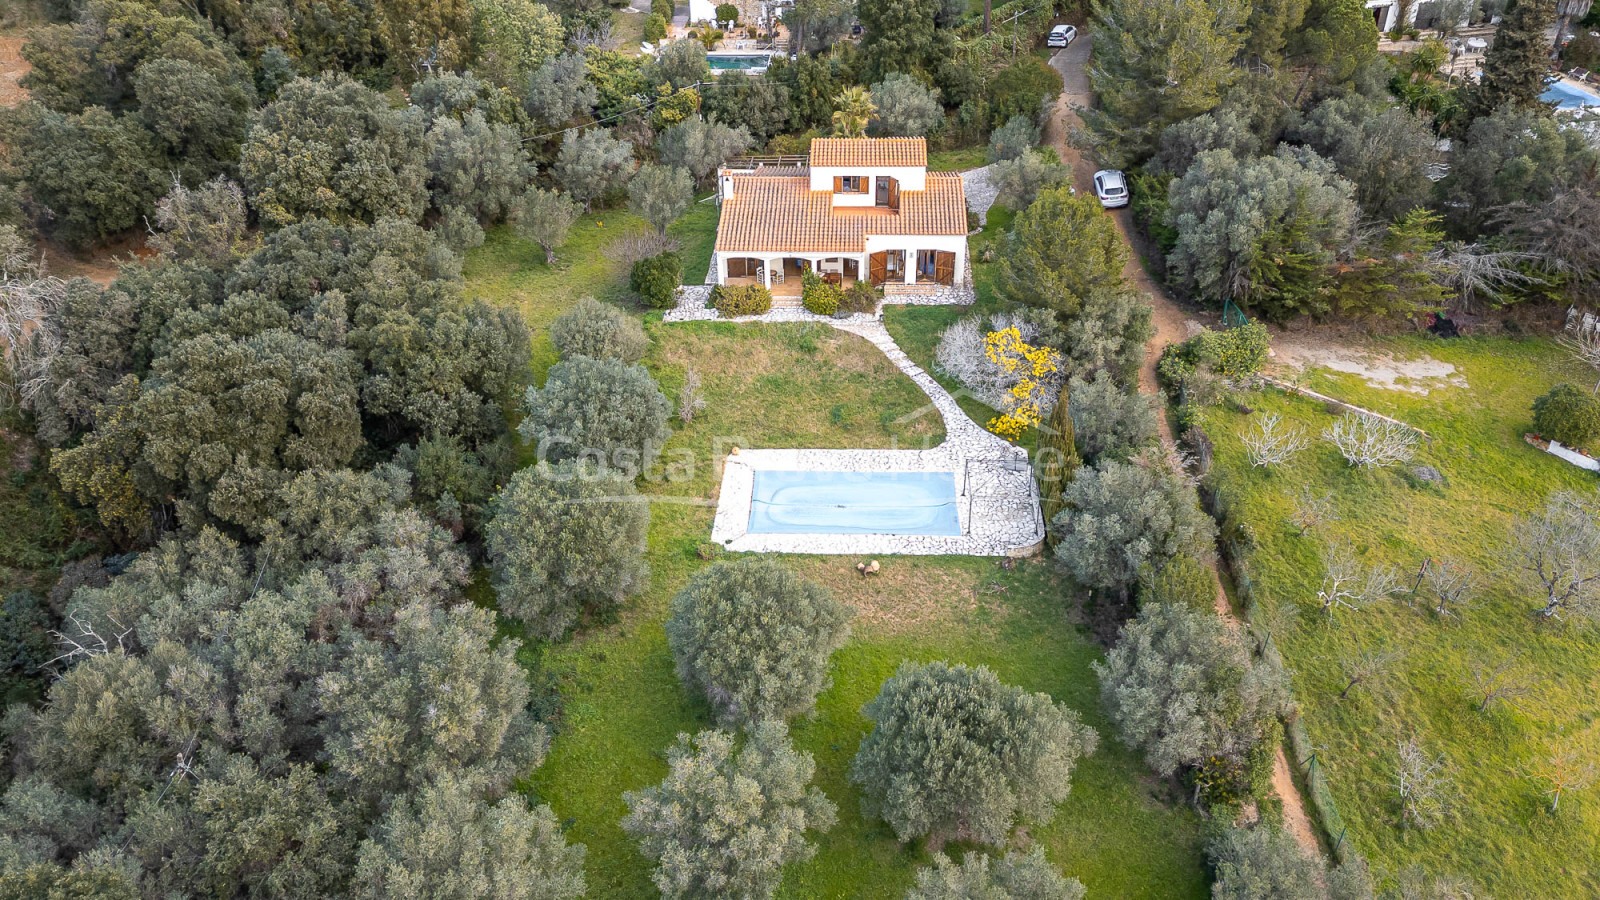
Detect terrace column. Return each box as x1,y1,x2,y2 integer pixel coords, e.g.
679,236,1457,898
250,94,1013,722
763,257,773,289
716,254,729,285
954,247,966,286
904,248,916,285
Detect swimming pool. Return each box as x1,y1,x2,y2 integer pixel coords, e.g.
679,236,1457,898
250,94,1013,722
747,470,962,535
1542,80,1600,109
708,52,775,73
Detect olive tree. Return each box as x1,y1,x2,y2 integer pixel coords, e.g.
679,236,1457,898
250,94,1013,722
518,354,672,470
516,187,582,265
523,52,598,127
550,296,649,363
1207,826,1325,900
666,558,852,725
485,462,651,639
622,721,835,900
869,73,943,137
426,110,533,232
1050,459,1217,599
657,118,753,185
1165,146,1357,319
849,661,1098,846
354,771,585,899
628,163,694,236
988,115,1040,163
906,848,1085,900
1094,602,1290,781
1066,371,1158,463
553,128,636,211
991,150,1071,211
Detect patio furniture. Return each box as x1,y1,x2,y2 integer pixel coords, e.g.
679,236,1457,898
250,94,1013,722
824,272,842,286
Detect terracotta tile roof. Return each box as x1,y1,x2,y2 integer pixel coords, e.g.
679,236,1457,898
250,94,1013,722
715,172,968,255
809,137,927,168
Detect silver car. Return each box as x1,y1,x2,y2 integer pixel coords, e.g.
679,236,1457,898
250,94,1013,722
1093,169,1129,209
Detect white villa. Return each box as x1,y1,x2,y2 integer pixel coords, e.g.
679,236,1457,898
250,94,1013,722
711,137,970,298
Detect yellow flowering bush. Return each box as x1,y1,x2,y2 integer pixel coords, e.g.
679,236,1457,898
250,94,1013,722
982,327,1062,441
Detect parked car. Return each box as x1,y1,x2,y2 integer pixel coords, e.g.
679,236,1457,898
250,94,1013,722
1093,169,1129,209
1047,24,1077,47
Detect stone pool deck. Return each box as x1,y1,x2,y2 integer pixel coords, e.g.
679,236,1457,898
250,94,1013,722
692,319,1045,557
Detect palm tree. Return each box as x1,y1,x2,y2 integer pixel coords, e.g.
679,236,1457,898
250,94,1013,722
830,86,875,138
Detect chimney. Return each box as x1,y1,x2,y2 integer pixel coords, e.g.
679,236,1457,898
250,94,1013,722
720,171,735,201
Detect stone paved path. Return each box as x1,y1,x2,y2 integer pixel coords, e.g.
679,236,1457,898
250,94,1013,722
962,165,998,225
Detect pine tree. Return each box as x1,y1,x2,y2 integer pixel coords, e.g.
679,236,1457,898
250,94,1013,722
1467,0,1558,121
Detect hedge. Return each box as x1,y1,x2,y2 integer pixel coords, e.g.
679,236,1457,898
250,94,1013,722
710,283,773,316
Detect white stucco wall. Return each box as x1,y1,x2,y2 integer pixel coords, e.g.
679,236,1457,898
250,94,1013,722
808,165,928,200
688,0,717,24
865,233,967,285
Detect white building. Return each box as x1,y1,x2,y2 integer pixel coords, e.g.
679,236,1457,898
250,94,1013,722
712,138,970,296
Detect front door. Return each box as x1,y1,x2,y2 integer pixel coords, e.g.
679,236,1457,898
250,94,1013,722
875,177,889,206
868,251,887,285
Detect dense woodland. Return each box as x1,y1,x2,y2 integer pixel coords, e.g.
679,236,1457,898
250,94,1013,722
0,0,1596,894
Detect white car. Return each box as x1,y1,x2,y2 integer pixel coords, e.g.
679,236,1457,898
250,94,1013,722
1093,169,1129,209
1047,24,1077,47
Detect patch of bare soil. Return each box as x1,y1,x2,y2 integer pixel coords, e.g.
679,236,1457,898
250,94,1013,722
790,556,1039,638
41,234,154,286
0,36,28,108
1270,338,1467,394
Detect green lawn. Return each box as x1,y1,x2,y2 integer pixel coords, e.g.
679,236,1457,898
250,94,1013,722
467,200,1209,898
463,201,718,379
927,146,989,172
1200,335,1600,896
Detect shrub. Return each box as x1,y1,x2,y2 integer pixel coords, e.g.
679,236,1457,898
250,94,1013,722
644,13,668,41
666,558,852,724
849,661,1098,846
652,0,673,19
550,296,650,363
519,355,672,471
839,280,880,314
988,114,1041,163
631,251,683,309
800,270,843,315
1207,826,1325,900
622,721,834,900
714,2,739,23
710,283,773,316
1532,383,1600,448
485,462,651,639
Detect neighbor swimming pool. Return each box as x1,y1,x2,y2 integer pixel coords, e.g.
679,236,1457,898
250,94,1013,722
747,470,962,535
1542,80,1600,109
708,52,775,72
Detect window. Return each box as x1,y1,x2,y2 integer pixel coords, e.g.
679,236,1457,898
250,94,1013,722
836,175,867,193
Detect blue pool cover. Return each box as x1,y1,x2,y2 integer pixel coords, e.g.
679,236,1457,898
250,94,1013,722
748,470,962,535
1542,80,1600,109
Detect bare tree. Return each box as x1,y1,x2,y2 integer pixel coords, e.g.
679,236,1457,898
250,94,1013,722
1242,413,1308,467
1336,646,1405,701
1422,557,1476,619
678,366,706,424
1322,412,1419,468
1395,736,1450,830
0,275,70,411
1514,490,1600,620
1521,740,1598,813
1430,242,1540,312
1316,543,1401,622
603,229,680,267
1557,327,1600,395
1466,658,1533,714
1288,486,1337,536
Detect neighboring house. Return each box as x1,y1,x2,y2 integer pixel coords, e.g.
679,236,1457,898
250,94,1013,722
712,137,970,296
1365,0,1420,32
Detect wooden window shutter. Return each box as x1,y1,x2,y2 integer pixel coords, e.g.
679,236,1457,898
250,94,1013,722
869,252,887,285
935,251,955,285
834,176,843,192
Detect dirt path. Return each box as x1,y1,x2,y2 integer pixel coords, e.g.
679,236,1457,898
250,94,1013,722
0,36,28,108
1046,43,1322,859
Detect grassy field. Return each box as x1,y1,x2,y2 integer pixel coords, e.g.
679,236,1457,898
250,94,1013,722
465,203,1210,898
1200,336,1600,897
927,146,989,172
